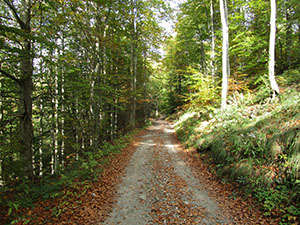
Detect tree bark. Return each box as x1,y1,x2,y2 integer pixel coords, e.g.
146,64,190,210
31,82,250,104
268,0,280,96
18,0,34,180
285,0,292,70
0,79,3,184
210,0,215,79
130,0,137,128
220,0,230,109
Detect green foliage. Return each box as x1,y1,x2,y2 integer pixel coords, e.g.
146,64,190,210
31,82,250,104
278,69,300,86
249,75,273,104
183,67,219,110
160,0,300,116
1,0,167,222
175,87,300,222
0,130,134,224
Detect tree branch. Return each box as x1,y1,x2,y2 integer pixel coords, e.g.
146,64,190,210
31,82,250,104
3,0,26,29
0,69,21,85
0,117,19,128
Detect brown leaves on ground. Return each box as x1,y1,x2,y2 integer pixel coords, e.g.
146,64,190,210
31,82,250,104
9,121,284,224
18,130,145,225
169,128,281,225
149,136,205,225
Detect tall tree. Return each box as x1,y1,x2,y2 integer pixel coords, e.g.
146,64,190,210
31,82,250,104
268,0,280,96
130,0,137,128
220,0,230,109
210,0,215,78
1,0,34,179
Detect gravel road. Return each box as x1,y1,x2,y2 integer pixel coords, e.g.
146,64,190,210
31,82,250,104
103,120,233,225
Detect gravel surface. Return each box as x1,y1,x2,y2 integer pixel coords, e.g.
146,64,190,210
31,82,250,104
103,120,232,225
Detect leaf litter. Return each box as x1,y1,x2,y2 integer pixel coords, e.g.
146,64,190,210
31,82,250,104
20,120,280,224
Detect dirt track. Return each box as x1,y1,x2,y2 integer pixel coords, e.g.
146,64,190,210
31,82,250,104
103,120,232,225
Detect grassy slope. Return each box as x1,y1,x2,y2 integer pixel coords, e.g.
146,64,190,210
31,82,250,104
174,88,300,224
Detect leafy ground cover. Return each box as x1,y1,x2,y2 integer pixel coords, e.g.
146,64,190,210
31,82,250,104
174,85,300,224
0,128,146,224
101,119,278,224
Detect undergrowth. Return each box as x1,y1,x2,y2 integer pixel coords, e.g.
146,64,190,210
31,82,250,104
0,127,144,224
174,85,300,224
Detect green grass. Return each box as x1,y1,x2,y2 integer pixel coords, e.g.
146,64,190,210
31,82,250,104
174,87,300,224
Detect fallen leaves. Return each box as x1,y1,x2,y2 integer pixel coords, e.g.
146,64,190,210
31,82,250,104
18,130,145,225
9,120,284,225
169,123,281,224
149,135,205,225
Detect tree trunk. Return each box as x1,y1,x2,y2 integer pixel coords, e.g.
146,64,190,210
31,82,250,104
37,45,44,176
75,98,79,160
19,62,33,179
285,0,292,70
130,0,137,128
61,65,65,169
61,10,65,168
38,94,43,176
143,51,147,125
51,61,59,174
268,0,280,96
0,79,3,184
220,0,230,109
17,0,34,180
210,0,215,79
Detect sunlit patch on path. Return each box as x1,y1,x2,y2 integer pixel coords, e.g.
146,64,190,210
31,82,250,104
103,120,232,224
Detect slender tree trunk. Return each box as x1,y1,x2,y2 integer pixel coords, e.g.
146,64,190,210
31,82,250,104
143,51,147,124
0,79,3,184
50,38,60,174
115,99,118,136
200,39,207,75
55,58,59,173
39,94,43,176
61,67,65,168
285,0,292,70
298,25,300,47
92,29,101,147
220,0,230,109
268,0,280,96
61,12,65,168
90,77,95,147
38,45,44,176
37,2,44,177
51,63,59,174
75,98,79,160
210,0,215,78
130,0,137,128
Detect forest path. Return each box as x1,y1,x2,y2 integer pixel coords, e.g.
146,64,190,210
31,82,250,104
103,120,232,225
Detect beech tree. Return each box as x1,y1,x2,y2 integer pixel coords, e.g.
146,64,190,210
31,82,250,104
220,0,230,109
268,0,280,96
210,0,215,78
0,0,34,180
158,0,300,114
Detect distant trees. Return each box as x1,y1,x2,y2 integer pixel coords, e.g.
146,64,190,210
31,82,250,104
158,0,299,113
0,0,168,185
